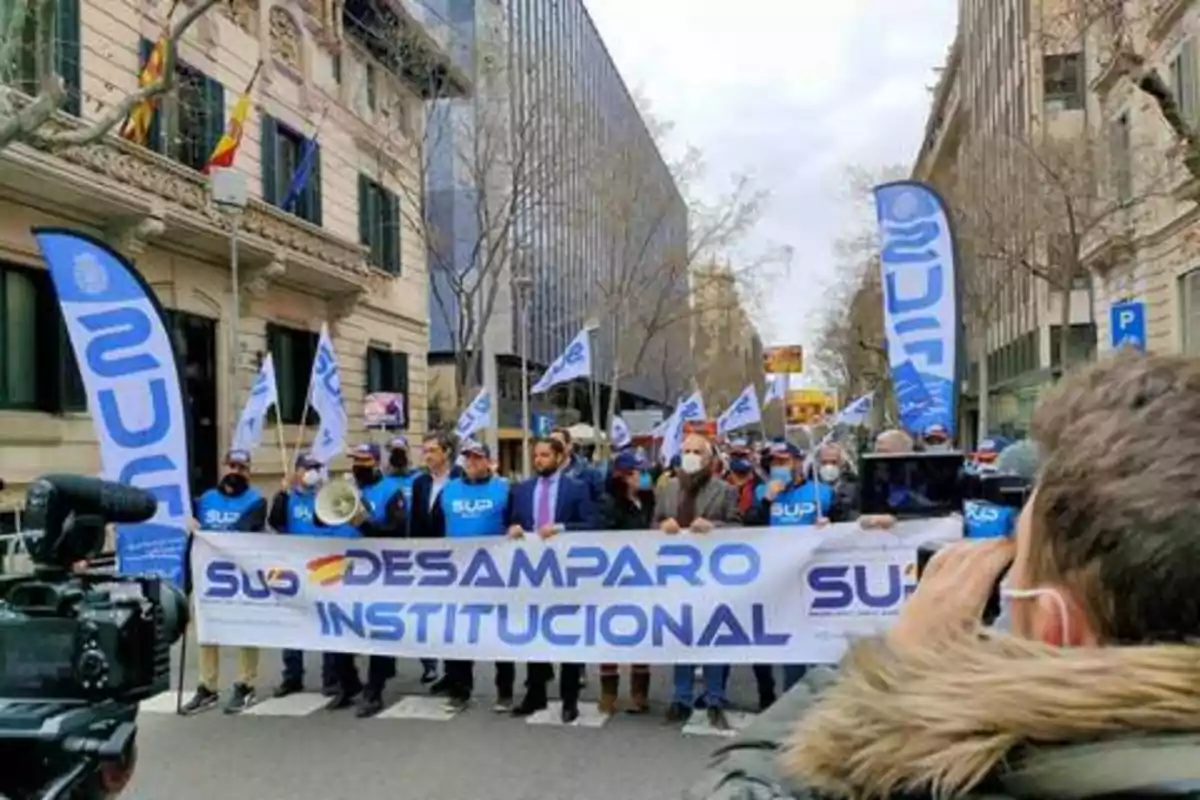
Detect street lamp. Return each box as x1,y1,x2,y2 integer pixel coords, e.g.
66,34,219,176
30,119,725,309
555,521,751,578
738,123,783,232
210,167,248,452
583,316,601,457
513,268,534,477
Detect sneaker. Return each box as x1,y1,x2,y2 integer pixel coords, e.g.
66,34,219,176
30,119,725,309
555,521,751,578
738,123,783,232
443,696,470,713
356,694,384,718
325,691,357,711
420,663,438,685
492,696,513,714
664,701,692,723
224,683,256,714
561,702,580,724
510,694,547,717
706,706,731,731
428,676,453,696
181,685,219,716
273,681,303,699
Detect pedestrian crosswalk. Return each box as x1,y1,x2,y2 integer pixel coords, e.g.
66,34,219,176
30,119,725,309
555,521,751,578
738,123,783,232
138,690,756,737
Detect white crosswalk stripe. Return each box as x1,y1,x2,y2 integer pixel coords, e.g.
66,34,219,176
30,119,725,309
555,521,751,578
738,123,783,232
140,690,756,735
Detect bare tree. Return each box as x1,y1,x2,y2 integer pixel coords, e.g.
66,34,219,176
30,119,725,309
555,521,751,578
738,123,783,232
368,15,578,407
1059,0,1200,181
579,107,785,435
0,0,219,151
955,124,1169,372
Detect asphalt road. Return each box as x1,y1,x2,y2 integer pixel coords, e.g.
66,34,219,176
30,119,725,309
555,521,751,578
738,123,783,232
122,639,772,800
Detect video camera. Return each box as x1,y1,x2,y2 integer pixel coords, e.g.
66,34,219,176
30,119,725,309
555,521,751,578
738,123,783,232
0,475,189,800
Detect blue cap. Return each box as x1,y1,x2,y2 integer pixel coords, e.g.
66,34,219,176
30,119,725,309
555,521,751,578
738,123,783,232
351,443,382,463
388,435,409,451
460,439,491,458
224,449,252,466
613,450,645,471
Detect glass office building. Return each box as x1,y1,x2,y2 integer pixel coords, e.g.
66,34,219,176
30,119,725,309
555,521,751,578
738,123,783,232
426,0,688,406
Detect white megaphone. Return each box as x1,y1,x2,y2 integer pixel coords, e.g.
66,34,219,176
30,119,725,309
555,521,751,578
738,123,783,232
315,477,362,526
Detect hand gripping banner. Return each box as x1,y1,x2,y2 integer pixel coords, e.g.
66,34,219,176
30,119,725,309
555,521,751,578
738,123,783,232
191,520,960,664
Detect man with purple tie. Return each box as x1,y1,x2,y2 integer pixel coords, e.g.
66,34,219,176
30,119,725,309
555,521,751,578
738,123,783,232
505,437,599,722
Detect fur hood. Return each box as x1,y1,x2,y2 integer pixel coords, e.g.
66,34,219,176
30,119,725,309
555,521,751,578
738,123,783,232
782,634,1200,799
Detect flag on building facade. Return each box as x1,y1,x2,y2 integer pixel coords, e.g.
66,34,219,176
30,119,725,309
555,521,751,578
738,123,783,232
206,61,262,172
120,37,167,145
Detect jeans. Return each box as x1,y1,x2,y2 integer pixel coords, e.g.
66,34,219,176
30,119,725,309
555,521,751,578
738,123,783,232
672,664,728,708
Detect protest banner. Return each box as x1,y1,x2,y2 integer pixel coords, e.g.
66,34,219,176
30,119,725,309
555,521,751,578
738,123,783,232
191,519,960,664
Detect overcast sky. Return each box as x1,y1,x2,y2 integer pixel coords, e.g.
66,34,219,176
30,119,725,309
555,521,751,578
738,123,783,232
582,0,958,365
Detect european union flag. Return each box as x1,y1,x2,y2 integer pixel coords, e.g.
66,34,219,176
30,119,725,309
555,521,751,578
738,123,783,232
282,136,318,212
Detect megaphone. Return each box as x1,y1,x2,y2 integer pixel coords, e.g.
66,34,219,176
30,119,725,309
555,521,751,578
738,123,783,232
315,477,362,526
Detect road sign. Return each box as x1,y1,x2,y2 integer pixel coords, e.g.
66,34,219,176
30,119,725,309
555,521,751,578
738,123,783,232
763,345,803,374
1110,300,1146,352
530,412,555,437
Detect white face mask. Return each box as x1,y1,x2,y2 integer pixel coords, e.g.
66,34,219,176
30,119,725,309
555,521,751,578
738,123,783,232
997,583,1071,644
818,464,841,483
680,453,705,474
301,469,321,488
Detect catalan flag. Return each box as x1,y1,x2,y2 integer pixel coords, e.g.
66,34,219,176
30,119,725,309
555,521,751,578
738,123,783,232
205,61,262,172
120,37,167,145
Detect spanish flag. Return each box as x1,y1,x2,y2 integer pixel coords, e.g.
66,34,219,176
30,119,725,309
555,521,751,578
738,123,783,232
205,61,262,172
120,37,167,145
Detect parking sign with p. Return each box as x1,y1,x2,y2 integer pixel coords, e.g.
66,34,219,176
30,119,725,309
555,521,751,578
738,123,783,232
1110,300,1146,353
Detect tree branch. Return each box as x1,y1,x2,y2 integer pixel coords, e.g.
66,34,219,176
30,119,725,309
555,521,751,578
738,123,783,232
21,0,219,149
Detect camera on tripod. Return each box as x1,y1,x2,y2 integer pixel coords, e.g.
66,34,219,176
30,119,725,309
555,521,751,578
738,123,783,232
0,475,190,800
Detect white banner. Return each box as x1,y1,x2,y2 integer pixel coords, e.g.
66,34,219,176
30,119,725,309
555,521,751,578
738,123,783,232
191,519,960,664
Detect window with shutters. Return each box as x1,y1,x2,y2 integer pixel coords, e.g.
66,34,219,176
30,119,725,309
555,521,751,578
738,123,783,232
358,174,401,274
0,262,86,412
1171,38,1198,131
266,323,320,425
365,347,408,428
137,39,225,172
3,0,81,115
1182,270,1200,356
260,115,323,226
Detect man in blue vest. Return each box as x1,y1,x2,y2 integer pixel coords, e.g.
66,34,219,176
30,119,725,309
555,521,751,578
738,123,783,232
327,442,409,717
749,441,841,698
268,451,339,699
437,439,514,712
181,449,268,715
749,441,841,527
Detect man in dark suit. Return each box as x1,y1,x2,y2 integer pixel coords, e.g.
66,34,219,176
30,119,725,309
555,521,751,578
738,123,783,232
407,431,460,687
505,436,599,723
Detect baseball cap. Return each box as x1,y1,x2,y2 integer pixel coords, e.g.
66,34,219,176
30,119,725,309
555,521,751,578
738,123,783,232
388,435,409,451
460,439,491,459
613,450,645,471
224,449,252,467
770,441,802,459
295,452,321,469
351,443,382,463
924,423,949,439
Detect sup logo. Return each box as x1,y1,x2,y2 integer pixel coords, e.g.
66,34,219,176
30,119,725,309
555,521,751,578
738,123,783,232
806,563,917,614
205,562,301,599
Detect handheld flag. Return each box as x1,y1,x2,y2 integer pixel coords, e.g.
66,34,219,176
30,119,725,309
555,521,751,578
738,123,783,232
232,353,279,452
456,389,492,439
832,393,873,427
531,328,592,394
206,61,261,172
717,385,762,435
307,323,348,465
611,415,631,449
120,37,167,145
661,392,706,463
762,373,787,405
32,228,192,587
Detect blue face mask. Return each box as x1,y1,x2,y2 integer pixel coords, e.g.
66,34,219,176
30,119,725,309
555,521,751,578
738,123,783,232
637,471,652,490
729,458,752,474
769,466,793,485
